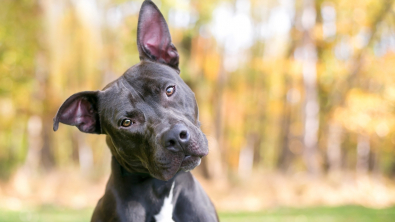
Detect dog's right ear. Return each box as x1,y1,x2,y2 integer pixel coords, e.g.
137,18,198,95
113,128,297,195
137,0,179,73
53,91,101,134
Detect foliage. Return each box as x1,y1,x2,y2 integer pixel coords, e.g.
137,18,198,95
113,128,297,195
1,0,395,183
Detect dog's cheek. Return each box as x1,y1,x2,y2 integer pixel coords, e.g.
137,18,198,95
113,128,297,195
152,148,181,165
195,129,209,156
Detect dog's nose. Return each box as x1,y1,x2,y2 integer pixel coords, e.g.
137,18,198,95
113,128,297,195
162,124,190,152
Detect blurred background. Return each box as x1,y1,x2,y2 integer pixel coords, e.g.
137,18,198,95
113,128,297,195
1,0,395,221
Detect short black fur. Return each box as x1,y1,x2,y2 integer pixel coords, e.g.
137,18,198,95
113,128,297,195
53,1,218,221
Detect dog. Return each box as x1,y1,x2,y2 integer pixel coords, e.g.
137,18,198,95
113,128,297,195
53,0,218,221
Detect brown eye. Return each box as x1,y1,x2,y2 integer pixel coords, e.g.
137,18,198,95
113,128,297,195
166,86,175,96
121,119,133,127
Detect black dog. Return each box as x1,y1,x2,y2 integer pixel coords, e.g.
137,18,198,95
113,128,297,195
53,1,218,221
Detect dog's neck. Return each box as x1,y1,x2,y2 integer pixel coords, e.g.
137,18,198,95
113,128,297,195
111,156,151,181
105,135,151,175
109,156,176,197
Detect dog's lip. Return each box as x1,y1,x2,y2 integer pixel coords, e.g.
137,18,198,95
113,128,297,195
182,155,199,162
183,155,192,160
180,155,201,168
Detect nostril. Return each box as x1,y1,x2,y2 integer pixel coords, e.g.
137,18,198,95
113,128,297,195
179,130,188,140
166,139,176,147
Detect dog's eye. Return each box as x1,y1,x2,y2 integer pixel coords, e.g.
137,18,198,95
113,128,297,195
121,119,134,127
166,86,175,96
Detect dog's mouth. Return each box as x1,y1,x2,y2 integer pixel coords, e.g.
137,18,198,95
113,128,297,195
180,155,201,172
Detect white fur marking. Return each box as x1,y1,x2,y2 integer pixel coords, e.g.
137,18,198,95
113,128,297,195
154,182,175,222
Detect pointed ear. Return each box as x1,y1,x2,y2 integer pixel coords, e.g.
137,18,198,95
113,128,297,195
53,91,102,134
137,0,180,73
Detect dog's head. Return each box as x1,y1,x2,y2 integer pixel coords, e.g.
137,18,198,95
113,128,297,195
53,0,208,181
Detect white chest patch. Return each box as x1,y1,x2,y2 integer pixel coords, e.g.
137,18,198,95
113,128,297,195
154,182,175,222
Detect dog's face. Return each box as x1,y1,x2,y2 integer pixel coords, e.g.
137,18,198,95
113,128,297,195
53,1,208,181
99,61,208,180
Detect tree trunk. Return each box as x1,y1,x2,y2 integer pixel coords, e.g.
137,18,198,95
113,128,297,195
301,0,320,176
24,115,43,173
277,87,292,171
327,122,343,173
356,134,370,174
37,0,56,171
212,54,226,177
238,134,256,177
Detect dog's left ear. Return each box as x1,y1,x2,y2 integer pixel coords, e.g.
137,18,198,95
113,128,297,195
53,91,102,134
137,0,179,73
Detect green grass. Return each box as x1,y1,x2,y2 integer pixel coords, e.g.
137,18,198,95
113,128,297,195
0,205,394,221
220,206,395,222
0,206,93,222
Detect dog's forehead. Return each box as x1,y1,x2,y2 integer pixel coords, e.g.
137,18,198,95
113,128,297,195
124,61,179,84
100,61,194,111
102,62,182,93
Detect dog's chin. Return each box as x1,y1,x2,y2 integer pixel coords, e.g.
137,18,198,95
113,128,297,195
149,160,181,181
150,168,178,181
150,156,202,181
180,155,201,172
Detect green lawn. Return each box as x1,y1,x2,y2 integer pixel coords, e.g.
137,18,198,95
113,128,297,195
220,206,395,222
0,205,394,222
0,206,92,222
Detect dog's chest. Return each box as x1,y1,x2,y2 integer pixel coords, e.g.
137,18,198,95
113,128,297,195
153,182,175,222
